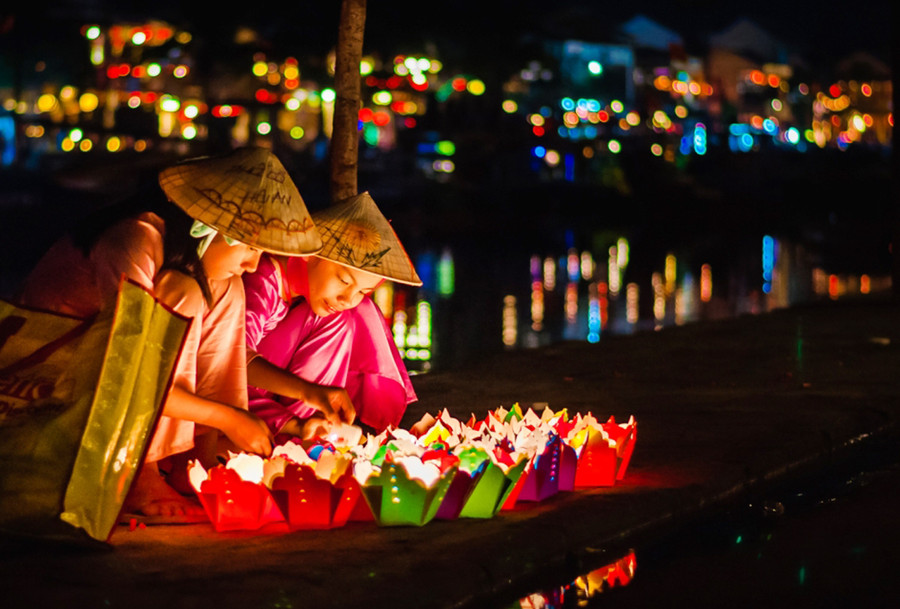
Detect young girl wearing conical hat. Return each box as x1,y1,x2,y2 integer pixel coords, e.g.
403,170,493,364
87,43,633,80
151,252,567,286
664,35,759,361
243,191,422,440
20,147,322,517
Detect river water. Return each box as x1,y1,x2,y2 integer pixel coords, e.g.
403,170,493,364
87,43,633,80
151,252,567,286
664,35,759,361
502,432,900,608
1,146,893,374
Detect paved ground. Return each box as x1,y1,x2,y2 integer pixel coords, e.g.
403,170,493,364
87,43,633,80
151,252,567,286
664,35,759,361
2,295,899,608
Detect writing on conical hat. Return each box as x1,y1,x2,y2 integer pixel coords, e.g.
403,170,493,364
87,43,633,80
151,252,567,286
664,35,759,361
312,191,421,286
159,147,322,256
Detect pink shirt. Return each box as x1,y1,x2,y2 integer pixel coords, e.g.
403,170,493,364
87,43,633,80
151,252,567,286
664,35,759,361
243,253,416,433
146,270,249,462
20,212,251,462
20,212,164,317
243,254,296,362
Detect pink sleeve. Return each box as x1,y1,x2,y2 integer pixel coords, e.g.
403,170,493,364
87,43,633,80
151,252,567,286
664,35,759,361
242,255,287,360
247,398,298,437
144,269,205,462
90,212,165,306
153,270,206,394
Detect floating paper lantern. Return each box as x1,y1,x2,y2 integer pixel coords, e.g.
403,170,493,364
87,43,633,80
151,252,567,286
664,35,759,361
419,418,453,446
456,448,529,519
567,415,637,487
572,435,618,487
605,416,637,481
354,453,457,526
503,434,564,507
267,442,363,530
187,434,372,532
557,441,579,491
320,421,364,448
187,406,637,534
567,421,617,488
432,445,520,520
188,457,284,532
390,411,532,520
433,465,477,520
269,461,362,530
346,489,376,522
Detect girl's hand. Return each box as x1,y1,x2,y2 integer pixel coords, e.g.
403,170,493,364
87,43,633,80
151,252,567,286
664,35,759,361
279,416,327,439
302,384,356,425
301,415,333,442
222,408,274,456
280,415,333,444
244,358,356,425
279,417,304,437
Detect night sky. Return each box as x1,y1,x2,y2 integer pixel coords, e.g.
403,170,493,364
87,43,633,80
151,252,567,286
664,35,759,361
21,0,895,70
241,1,893,64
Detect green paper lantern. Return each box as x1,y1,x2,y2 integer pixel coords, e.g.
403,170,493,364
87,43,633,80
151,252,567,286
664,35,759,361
358,461,457,526
459,458,529,519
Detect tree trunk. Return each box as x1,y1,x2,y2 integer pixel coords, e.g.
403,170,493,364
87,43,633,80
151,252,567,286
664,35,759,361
330,0,366,204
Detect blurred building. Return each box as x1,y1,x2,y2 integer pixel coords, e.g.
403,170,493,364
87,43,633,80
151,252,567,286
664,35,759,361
0,10,891,177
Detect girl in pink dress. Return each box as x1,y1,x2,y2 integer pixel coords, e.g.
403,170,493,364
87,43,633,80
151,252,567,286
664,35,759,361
19,147,322,516
243,191,422,439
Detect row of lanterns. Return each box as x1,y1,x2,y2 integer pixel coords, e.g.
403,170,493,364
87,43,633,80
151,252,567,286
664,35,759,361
187,404,637,531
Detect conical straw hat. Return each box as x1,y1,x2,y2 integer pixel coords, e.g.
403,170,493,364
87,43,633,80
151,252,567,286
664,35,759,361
312,191,422,286
158,146,322,256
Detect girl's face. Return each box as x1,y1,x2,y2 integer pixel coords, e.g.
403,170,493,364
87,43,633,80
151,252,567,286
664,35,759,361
306,257,382,317
202,234,262,280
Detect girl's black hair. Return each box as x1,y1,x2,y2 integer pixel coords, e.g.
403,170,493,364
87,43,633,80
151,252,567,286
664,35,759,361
71,171,214,305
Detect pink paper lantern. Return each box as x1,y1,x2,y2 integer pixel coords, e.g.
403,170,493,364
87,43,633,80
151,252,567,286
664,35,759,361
502,436,564,508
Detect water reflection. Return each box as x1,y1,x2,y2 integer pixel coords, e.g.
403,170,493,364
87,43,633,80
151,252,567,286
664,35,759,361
511,550,637,608
506,233,888,349
381,234,888,373
375,246,457,374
